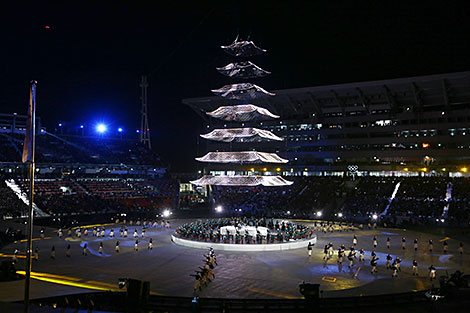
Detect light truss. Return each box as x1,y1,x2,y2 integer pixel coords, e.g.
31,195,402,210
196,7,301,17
201,127,284,142
206,104,279,121
211,83,275,100
216,61,271,79
196,151,288,164
190,175,293,186
221,39,266,57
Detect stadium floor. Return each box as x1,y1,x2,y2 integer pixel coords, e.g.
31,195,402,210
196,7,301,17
0,219,468,301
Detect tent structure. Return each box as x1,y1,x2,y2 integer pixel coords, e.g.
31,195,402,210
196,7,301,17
190,175,293,187
211,83,275,100
201,128,284,143
196,151,288,164
206,104,279,121
221,39,266,57
216,61,271,79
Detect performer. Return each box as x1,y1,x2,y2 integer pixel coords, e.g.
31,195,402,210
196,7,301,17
428,265,436,281
142,229,146,238
134,229,138,238
50,246,56,259
395,256,402,272
373,235,377,248
386,254,392,269
353,235,357,246
148,238,153,250
12,249,18,264
429,239,433,253
124,228,128,238
134,239,139,251
100,227,105,237
370,256,378,274
98,242,103,254
337,247,343,265
458,242,463,255
110,229,114,238
401,237,406,250
115,241,120,253
84,228,88,237
414,238,418,251
412,259,418,276
66,244,71,257
358,249,365,262
40,228,45,239
443,241,448,253
82,243,88,256
391,260,398,277
386,237,391,249
323,244,329,261
58,228,63,238
307,242,314,256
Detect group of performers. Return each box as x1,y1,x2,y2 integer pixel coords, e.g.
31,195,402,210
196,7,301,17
190,247,217,293
176,217,312,244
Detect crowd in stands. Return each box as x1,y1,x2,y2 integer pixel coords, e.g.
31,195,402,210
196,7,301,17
0,132,163,166
342,177,398,216
0,178,27,218
448,178,470,222
1,172,470,227
1,177,179,217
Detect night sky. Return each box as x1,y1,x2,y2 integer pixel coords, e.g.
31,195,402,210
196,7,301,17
1,1,470,172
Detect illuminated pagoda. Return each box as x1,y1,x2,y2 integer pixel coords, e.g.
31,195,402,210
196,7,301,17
192,38,292,187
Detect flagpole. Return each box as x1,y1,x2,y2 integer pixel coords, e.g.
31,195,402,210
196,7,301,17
24,81,37,313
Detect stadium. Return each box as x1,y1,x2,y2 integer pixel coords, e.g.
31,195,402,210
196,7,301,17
1,2,470,313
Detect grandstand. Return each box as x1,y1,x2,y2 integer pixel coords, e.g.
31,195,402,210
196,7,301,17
184,71,470,176
0,113,180,220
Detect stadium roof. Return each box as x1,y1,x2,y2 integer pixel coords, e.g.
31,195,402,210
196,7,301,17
183,71,470,120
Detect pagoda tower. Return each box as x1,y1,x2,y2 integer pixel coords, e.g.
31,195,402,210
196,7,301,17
191,38,292,187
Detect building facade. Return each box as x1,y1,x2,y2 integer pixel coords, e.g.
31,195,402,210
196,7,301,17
184,71,470,177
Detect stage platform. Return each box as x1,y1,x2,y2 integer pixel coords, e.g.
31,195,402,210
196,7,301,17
171,233,316,251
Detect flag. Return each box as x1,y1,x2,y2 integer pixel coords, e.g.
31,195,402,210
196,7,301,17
22,81,36,163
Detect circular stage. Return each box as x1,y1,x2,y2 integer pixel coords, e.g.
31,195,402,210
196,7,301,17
172,218,316,251
171,233,317,251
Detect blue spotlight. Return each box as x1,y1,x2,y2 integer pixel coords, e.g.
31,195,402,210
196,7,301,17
136,129,140,133
118,127,123,132
58,123,62,127
96,124,107,133
80,125,84,129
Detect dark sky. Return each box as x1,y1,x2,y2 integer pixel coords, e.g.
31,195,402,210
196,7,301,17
1,1,470,172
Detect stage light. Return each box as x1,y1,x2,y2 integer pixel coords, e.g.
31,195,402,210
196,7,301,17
80,125,84,129
162,209,171,217
316,211,322,217
96,124,107,133
136,129,140,133
118,127,123,132
338,213,343,218
58,123,62,127
442,168,446,171
372,214,378,220
286,210,290,215
422,167,427,172
215,206,223,213
461,167,468,173
422,142,430,148
403,168,409,172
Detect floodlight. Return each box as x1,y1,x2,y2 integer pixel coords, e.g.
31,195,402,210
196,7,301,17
96,124,107,133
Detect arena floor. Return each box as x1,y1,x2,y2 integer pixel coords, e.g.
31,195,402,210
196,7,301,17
0,219,468,301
